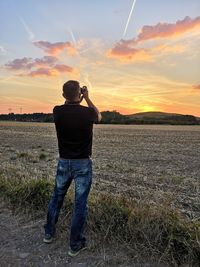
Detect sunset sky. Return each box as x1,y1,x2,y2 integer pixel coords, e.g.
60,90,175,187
0,0,200,116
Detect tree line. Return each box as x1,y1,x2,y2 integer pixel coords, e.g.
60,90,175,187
0,111,199,125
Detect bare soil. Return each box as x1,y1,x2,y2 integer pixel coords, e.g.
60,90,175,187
0,122,199,219
0,201,168,267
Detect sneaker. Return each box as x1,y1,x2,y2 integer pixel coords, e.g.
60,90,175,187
68,244,87,257
43,233,54,244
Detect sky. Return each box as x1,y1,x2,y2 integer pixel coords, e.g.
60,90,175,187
0,0,200,116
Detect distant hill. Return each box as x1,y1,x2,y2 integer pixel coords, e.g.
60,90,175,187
123,111,200,125
127,111,183,118
0,111,199,125
99,111,200,125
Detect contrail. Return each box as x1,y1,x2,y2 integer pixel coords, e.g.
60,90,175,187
67,27,91,54
83,73,92,90
67,26,92,89
67,26,77,46
0,45,7,54
123,0,137,38
19,17,35,41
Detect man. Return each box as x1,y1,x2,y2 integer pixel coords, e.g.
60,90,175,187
43,80,101,257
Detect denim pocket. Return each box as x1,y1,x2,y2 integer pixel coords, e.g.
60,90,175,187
73,159,92,176
56,161,66,176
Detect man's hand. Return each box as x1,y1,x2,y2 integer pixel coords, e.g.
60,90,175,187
81,86,102,123
81,86,89,99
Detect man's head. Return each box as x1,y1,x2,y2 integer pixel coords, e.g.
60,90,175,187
62,80,81,102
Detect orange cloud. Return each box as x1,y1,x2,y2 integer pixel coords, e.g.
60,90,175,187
26,64,77,77
192,84,200,90
137,16,200,42
107,16,199,62
151,44,185,54
107,42,184,62
107,44,152,62
33,40,77,55
116,16,200,48
54,64,74,73
27,68,57,77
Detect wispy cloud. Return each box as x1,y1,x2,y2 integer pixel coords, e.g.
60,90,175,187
26,68,55,77
5,56,77,78
5,56,58,70
19,17,35,41
107,45,152,62
0,45,7,54
107,42,184,62
5,57,32,70
192,84,200,90
33,40,77,55
26,64,76,77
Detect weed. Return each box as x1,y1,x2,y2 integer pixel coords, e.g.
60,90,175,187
39,153,46,160
0,176,53,210
18,152,28,158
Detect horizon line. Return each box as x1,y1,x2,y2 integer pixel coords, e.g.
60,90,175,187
1,110,200,118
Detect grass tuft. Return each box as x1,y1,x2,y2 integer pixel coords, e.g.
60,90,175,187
18,152,29,158
0,176,53,210
39,153,47,160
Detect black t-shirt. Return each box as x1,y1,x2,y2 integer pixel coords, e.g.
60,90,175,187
53,104,98,159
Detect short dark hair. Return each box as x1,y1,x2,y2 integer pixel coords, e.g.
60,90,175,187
63,80,80,101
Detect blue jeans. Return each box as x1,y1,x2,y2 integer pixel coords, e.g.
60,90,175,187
44,158,92,250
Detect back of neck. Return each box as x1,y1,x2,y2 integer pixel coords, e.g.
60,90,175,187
65,100,80,105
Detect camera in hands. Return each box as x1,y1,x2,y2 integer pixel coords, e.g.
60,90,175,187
80,86,87,94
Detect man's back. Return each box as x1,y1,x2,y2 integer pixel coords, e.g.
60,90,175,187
53,104,97,159
44,81,101,255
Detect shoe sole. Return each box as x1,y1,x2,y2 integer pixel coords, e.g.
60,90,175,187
43,237,54,244
68,246,87,257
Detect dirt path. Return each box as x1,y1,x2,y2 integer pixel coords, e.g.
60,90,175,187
0,202,168,267
0,203,103,267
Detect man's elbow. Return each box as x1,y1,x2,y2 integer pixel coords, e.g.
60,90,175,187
97,112,102,122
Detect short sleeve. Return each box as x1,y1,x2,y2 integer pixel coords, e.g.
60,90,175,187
53,106,59,122
89,107,99,124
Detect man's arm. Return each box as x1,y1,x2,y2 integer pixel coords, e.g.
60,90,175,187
82,87,102,122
